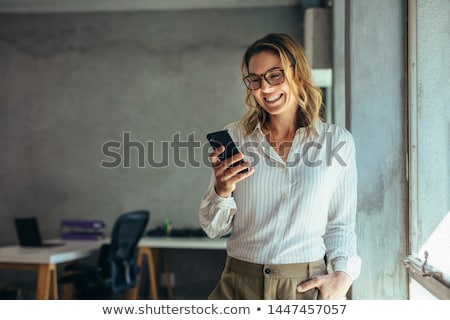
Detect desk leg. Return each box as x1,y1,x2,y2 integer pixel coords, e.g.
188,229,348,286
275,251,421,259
127,247,158,300
162,249,174,300
36,264,58,300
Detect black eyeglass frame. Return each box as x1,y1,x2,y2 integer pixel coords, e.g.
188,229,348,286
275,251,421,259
242,67,286,90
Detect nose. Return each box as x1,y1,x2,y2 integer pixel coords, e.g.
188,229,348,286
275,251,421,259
259,77,272,91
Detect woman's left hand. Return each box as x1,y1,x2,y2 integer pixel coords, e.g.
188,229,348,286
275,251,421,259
297,271,352,300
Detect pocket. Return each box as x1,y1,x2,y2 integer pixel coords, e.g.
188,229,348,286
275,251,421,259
309,260,328,278
295,260,327,300
208,271,236,300
296,287,319,300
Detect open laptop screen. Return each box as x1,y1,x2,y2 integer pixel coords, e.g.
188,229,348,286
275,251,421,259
14,217,63,247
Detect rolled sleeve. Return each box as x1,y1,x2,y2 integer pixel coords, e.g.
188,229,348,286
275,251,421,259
324,131,361,281
331,256,361,281
199,175,237,239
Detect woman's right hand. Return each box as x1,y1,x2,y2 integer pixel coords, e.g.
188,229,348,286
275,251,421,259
209,146,254,198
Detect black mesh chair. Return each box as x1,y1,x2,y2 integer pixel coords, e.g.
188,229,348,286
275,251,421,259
60,210,149,299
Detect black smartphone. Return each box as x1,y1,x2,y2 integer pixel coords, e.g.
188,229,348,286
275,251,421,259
206,130,249,172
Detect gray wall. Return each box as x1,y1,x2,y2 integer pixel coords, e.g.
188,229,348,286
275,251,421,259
0,8,302,243
347,0,408,299
332,0,345,128
0,7,303,298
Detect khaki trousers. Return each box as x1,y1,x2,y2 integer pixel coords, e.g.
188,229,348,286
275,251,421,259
209,256,327,300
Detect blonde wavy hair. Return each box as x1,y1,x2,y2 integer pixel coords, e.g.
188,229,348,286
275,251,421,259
240,33,323,137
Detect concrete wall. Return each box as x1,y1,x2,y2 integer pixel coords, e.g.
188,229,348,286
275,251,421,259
0,8,303,242
332,0,346,128
0,6,304,298
347,0,408,299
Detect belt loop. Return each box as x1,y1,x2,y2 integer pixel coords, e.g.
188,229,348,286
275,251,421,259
225,255,231,272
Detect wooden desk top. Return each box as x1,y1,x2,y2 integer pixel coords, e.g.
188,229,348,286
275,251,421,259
139,236,227,250
0,237,225,265
0,239,106,264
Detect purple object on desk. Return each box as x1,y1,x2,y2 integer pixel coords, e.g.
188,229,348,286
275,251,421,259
60,219,106,240
61,220,106,229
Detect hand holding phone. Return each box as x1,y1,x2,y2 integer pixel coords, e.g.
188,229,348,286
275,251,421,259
206,130,249,173
206,129,253,197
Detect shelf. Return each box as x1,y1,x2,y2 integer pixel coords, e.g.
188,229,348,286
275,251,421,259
312,68,332,88
0,0,302,13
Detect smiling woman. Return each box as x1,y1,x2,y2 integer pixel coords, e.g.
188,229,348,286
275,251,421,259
199,33,360,300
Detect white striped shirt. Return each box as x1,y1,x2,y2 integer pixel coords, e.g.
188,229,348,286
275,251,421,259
199,120,361,280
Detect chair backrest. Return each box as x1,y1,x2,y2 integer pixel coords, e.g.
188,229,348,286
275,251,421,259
98,210,149,294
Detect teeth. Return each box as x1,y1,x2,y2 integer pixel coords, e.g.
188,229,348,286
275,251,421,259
265,94,281,102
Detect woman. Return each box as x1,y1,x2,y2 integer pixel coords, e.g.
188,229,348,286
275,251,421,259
199,33,360,300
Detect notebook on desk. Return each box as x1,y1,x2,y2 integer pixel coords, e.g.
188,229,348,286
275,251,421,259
14,217,64,248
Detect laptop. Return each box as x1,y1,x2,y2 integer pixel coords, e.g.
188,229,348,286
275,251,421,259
14,217,64,248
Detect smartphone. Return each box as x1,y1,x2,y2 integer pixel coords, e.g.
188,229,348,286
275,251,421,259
206,130,249,173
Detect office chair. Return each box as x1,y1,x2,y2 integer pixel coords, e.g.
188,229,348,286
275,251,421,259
60,210,149,299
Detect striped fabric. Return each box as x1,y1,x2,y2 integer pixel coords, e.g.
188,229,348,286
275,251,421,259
199,120,361,280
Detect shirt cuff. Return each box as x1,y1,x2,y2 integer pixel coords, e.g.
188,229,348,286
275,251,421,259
331,256,361,281
210,189,236,208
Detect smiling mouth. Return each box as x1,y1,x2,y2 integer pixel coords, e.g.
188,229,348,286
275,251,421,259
264,94,283,103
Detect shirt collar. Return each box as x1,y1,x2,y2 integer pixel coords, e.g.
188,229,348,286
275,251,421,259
253,122,265,142
252,119,324,142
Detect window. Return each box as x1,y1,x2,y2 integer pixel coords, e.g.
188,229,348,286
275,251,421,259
406,0,450,300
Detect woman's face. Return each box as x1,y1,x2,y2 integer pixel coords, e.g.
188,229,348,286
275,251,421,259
248,50,298,119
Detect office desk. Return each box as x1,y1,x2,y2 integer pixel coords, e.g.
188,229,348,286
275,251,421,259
130,237,227,300
0,240,105,299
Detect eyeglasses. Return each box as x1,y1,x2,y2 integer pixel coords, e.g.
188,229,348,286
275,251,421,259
242,68,286,90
